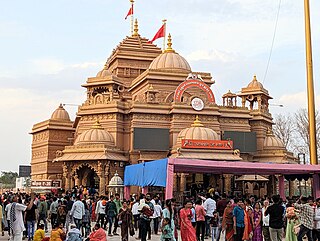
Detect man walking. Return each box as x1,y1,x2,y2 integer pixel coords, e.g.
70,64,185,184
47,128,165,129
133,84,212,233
265,195,284,241
49,197,59,227
37,197,47,232
203,193,216,238
95,196,106,229
294,196,314,241
70,195,85,230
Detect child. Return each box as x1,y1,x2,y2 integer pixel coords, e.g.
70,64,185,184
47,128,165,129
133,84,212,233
210,211,219,241
33,223,45,241
161,217,173,241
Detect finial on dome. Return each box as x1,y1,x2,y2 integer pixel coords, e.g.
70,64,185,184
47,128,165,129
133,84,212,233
59,103,64,108
132,19,139,37
253,75,257,81
191,115,204,127
92,120,103,129
266,127,273,135
164,33,175,53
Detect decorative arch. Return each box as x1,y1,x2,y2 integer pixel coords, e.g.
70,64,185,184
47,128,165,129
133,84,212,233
72,162,97,176
174,79,215,103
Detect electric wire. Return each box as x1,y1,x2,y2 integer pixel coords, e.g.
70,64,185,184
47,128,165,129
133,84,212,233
263,0,282,84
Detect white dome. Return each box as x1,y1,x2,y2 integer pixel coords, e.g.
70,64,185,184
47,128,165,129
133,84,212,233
108,172,124,186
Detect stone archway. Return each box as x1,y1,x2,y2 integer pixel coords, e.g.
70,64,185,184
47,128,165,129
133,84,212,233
72,163,99,189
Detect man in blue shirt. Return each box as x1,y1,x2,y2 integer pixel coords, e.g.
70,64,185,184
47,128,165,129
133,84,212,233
233,199,245,241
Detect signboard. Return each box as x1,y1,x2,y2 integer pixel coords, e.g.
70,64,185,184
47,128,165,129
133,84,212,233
174,78,215,103
181,139,233,150
31,180,61,189
19,165,31,177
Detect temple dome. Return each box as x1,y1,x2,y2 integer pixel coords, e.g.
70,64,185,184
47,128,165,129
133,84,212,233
176,116,219,146
96,68,112,78
247,75,264,89
74,121,115,146
51,104,70,121
108,172,124,186
263,129,285,149
149,33,191,72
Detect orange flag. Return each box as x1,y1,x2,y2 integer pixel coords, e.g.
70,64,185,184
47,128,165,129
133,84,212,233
125,5,133,20
148,24,165,44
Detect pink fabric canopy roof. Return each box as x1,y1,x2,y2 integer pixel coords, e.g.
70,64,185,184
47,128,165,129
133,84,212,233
169,158,320,175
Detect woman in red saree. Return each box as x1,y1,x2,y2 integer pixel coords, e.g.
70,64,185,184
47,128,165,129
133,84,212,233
222,200,235,241
243,199,253,241
179,200,197,241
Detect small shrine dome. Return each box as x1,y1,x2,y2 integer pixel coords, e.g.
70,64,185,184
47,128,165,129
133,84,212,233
96,68,112,78
263,129,285,150
247,75,264,89
51,104,70,121
74,120,115,146
149,34,191,72
108,172,124,186
176,116,220,146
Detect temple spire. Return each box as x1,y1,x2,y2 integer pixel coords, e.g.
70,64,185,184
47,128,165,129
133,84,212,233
164,33,175,53
132,18,139,37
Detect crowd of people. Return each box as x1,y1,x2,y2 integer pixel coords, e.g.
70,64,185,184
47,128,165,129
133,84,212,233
0,186,319,241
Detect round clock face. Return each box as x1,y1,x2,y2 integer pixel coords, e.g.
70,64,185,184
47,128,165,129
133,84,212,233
191,97,204,111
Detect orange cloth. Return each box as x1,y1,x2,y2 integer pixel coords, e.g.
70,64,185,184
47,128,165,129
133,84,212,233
89,228,107,241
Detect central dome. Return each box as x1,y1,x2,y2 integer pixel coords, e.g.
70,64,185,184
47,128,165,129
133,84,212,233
176,116,219,146
74,121,115,146
149,34,191,72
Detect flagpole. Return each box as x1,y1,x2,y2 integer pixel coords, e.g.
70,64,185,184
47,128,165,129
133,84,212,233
304,0,318,165
130,0,134,36
162,19,167,51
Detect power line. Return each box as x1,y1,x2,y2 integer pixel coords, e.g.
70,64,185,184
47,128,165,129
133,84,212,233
263,0,282,84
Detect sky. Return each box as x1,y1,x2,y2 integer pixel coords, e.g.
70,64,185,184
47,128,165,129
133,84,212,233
1,0,320,172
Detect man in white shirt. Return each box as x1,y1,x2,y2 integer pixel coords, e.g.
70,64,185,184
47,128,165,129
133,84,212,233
8,194,35,241
70,195,85,230
95,196,106,229
131,199,140,231
262,200,271,241
203,193,216,238
152,199,162,235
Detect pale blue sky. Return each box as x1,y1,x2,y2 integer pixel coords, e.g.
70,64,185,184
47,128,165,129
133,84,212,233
0,0,320,172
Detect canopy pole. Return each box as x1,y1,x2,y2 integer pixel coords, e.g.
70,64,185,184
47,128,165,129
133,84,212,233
278,175,285,200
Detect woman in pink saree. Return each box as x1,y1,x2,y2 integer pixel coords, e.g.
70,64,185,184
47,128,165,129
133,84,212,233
179,200,197,241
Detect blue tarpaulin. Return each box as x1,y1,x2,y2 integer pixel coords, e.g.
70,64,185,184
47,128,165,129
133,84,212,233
124,158,168,187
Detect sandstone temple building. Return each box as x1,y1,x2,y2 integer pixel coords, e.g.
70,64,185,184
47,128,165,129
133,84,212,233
30,21,297,197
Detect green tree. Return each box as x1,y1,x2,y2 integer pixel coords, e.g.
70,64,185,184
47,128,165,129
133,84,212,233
0,171,18,186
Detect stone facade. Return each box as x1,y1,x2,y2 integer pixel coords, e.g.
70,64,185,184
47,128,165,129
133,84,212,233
30,22,296,196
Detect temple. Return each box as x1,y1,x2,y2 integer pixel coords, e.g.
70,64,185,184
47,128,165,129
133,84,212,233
30,19,300,197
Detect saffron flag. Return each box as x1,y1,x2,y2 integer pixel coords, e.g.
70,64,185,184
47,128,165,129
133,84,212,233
125,5,133,20
148,24,165,44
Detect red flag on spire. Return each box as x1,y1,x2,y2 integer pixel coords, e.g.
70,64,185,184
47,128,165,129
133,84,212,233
148,24,165,44
125,5,133,20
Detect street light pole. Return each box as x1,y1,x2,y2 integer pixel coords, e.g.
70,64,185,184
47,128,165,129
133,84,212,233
304,0,318,165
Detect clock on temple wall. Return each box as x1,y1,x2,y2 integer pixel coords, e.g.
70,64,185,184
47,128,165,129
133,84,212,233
191,97,204,111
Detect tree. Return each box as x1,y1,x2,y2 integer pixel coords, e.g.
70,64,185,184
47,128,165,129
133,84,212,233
0,171,18,186
273,113,295,151
294,109,320,156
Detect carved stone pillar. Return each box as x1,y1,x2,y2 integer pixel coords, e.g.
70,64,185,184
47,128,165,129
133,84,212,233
180,173,187,193
98,161,106,195
63,163,70,190
224,174,232,195
74,174,81,187
289,180,295,197
242,96,246,107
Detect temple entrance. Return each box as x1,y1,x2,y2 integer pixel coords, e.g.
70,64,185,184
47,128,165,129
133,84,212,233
76,165,100,189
